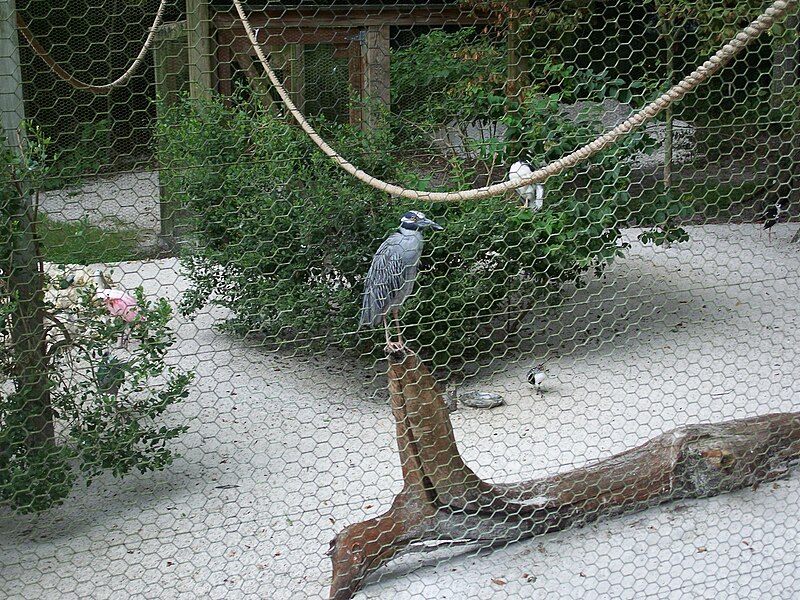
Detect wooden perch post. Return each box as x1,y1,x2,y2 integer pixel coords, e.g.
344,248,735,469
329,349,800,600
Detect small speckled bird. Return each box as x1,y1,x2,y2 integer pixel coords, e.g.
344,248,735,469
527,363,547,392
360,210,443,351
508,161,545,211
763,197,788,241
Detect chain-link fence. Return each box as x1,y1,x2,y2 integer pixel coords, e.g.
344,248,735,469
1,1,799,599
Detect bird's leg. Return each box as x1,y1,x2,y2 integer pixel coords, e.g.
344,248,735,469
393,308,402,342
383,315,393,349
393,308,406,349
383,309,405,353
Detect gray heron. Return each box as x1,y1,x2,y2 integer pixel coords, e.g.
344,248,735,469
360,210,443,352
508,161,544,211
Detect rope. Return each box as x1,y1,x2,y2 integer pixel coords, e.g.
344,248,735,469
15,0,167,95
231,0,797,202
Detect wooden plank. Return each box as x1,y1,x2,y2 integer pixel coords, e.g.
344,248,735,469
363,25,390,129
225,27,359,54
0,0,25,148
186,0,213,99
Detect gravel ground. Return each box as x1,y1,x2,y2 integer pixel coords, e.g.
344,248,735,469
0,223,799,600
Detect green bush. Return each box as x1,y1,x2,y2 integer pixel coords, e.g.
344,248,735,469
159,74,687,369
1,125,193,513
0,285,193,512
159,97,402,348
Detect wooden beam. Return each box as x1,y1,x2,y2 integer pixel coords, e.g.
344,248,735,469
362,25,390,129
215,6,489,30
0,0,25,148
223,27,359,55
187,0,213,99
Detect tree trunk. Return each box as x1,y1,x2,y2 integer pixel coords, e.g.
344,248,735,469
5,184,54,446
329,349,800,600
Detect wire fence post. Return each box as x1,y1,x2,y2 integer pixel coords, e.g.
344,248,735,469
0,0,25,147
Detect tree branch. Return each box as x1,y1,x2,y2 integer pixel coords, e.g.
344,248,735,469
329,348,800,600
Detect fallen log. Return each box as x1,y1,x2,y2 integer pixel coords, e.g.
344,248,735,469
328,349,800,600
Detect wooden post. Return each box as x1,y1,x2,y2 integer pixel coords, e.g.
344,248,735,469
0,0,25,147
348,39,363,126
186,0,213,99
287,43,305,114
506,0,529,101
362,25,390,129
154,20,188,108
154,20,189,252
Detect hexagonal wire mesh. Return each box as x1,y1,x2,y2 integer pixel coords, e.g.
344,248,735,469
1,0,799,599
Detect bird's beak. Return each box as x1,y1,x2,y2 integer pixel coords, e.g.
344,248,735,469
425,218,444,231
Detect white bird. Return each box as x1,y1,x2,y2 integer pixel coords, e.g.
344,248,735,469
508,161,545,211
527,363,547,394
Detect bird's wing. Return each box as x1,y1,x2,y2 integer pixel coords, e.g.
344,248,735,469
509,161,533,180
509,163,537,202
361,235,408,327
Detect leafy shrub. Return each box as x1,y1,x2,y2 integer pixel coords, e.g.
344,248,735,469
1,284,192,512
160,67,687,370
392,28,506,129
159,97,403,346
1,126,192,513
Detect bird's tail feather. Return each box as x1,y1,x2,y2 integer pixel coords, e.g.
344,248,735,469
359,297,383,329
